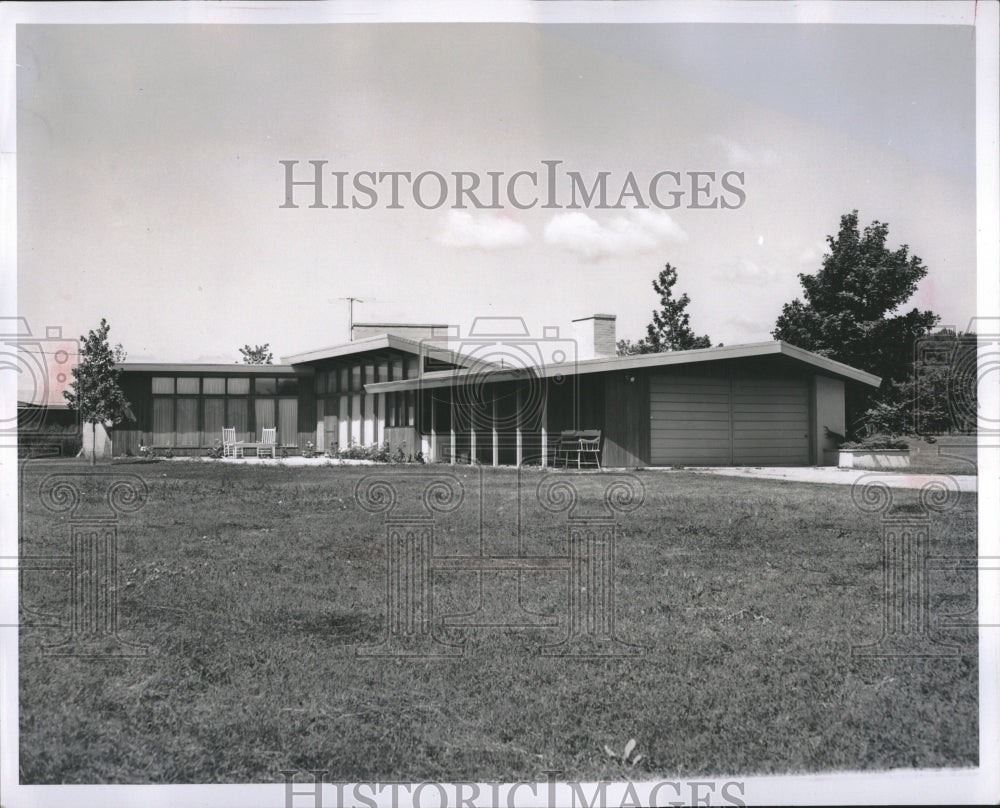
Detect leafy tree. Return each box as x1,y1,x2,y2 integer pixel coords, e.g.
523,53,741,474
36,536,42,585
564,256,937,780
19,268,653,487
239,344,273,364
617,263,712,355
773,211,938,387
63,318,132,464
863,329,978,436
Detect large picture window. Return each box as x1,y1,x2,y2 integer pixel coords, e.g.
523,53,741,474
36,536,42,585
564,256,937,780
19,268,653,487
176,398,199,446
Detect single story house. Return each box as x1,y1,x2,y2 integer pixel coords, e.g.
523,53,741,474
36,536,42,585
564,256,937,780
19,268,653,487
110,315,881,467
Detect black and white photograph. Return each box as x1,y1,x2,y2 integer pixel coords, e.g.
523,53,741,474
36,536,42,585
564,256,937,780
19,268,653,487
2,2,998,806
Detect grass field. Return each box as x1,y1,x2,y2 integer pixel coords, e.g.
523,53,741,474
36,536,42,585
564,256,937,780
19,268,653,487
18,460,978,783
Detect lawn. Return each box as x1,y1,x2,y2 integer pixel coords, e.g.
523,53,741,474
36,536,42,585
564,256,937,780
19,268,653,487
17,460,978,783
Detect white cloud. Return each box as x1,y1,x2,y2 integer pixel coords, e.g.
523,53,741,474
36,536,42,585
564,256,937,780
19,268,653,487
543,210,688,262
435,211,531,250
712,135,779,167
798,240,829,265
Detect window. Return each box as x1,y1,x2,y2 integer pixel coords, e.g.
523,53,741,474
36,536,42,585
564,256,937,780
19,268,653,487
228,399,248,438
176,399,198,445
227,377,250,395
256,377,277,396
405,390,415,427
391,358,403,381
386,392,396,427
177,378,199,394
351,366,362,391
152,398,174,445
152,377,174,395
279,398,297,446
255,398,276,432
314,371,326,394
204,398,225,439
203,377,225,395
377,361,389,382
405,357,419,379
339,367,349,392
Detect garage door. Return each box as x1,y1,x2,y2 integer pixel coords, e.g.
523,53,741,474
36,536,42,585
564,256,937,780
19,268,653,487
650,375,732,465
650,373,811,466
732,377,810,465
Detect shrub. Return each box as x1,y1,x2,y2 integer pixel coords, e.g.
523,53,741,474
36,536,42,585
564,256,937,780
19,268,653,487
840,434,909,451
205,440,224,459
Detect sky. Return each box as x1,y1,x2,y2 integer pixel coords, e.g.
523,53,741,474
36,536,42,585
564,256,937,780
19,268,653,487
15,18,978,369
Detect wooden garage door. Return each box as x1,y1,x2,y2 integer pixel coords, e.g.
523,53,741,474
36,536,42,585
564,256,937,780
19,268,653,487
650,373,811,466
650,375,731,465
732,376,810,465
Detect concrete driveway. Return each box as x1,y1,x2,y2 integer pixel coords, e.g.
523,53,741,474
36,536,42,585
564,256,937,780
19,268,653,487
656,465,978,493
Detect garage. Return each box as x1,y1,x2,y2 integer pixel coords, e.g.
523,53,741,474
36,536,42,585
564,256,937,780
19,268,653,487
650,371,810,466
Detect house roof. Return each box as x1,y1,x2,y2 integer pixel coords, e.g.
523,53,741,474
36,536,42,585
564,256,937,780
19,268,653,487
118,363,297,374
363,340,882,393
281,333,482,369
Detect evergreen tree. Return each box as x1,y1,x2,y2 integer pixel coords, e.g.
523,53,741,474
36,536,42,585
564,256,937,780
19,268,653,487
63,318,132,464
618,263,712,355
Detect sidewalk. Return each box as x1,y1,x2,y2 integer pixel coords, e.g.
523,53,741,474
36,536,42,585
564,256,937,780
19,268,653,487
659,465,978,493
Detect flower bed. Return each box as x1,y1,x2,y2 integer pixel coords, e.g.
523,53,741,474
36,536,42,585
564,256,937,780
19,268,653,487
837,448,911,469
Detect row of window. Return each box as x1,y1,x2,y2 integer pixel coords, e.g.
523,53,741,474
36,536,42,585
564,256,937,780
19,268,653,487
313,357,420,394
151,376,299,396
151,396,298,446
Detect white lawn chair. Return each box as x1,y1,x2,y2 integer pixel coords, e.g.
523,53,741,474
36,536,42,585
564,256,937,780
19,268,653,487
257,427,277,459
222,427,243,458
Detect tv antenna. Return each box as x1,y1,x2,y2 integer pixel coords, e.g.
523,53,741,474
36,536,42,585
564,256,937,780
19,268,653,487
331,297,371,341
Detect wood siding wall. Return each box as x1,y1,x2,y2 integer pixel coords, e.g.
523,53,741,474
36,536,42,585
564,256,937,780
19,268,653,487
602,372,650,467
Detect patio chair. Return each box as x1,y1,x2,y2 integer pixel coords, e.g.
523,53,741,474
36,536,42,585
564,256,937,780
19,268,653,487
222,427,243,458
577,430,602,469
257,427,277,459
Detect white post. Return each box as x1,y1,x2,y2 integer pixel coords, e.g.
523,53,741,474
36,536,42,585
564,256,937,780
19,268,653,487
540,382,547,468
430,392,437,462
449,388,456,465
469,403,477,465
492,392,498,467
515,385,523,467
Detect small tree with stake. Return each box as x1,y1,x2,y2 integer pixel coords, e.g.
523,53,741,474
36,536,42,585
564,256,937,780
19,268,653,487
63,318,132,464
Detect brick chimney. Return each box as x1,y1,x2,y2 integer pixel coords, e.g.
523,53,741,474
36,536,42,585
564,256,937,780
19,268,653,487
572,314,617,360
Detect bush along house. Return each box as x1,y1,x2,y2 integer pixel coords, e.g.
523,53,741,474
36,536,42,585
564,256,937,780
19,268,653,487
111,315,881,467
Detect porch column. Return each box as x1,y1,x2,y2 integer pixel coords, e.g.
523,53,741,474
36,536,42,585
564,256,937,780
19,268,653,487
315,401,325,453
469,402,477,464
540,382,547,468
492,393,498,467
449,388,456,465
429,391,436,462
515,385,523,467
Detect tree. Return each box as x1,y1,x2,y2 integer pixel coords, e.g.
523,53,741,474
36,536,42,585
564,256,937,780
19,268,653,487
863,329,978,436
63,318,133,464
773,211,938,387
617,263,712,355
772,211,939,434
239,344,273,364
